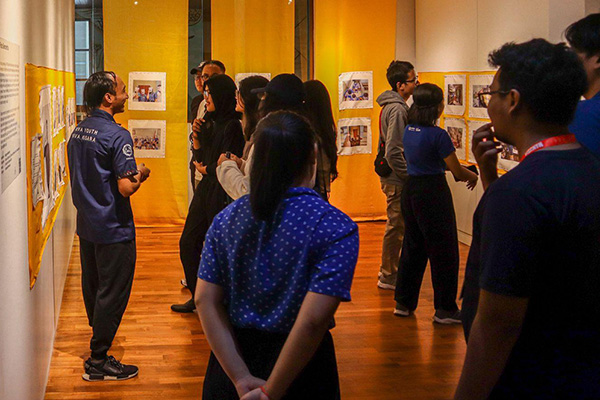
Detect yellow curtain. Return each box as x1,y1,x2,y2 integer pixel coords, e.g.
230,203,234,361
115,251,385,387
212,0,295,78
104,0,189,225
314,0,397,220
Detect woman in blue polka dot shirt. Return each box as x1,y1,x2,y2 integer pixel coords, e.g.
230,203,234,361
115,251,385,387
195,111,359,400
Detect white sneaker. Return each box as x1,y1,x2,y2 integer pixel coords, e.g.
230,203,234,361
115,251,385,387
180,279,187,288
377,281,396,290
393,302,410,317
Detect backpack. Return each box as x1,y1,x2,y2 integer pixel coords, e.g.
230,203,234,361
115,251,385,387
374,107,393,177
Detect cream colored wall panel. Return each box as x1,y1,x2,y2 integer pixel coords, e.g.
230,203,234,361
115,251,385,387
549,0,585,43
396,0,416,63
416,0,478,71
476,0,549,70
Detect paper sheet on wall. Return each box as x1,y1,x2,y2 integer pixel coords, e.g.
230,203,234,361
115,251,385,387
444,118,467,162
128,71,166,111
30,134,44,204
128,119,167,158
0,37,22,193
466,120,488,164
468,75,493,119
444,74,466,116
338,71,373,110
337,117,372,155
235,72,271,87
497,142,519,172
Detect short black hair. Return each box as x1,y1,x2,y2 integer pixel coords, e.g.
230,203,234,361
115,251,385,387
83,71,117,113
407,83,443,127
386,61,414,90
488,39,587,126
202,60,226,73
565,13,600,57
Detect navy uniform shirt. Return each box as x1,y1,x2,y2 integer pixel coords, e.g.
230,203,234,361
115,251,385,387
403,125,455,176
198,187,359,333
67,109,138,244
570,91,600,159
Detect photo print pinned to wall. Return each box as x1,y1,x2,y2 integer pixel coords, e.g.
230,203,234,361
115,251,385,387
444,118,467,162
338,71,373,110
128,119,166,158
128,72,166,111
338,117,372,155
468,74,493,119
498,142,520,172
235,72,271,88
466,119,487,164
444,74,466,116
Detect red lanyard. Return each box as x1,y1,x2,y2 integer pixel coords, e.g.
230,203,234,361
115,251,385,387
520,134,577,161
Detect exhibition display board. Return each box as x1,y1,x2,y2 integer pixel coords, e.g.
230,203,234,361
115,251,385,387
104,0,189,225
25,64,75,288
314,0,397,220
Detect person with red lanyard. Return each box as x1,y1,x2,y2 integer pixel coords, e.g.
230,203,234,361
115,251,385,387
456,39,600,399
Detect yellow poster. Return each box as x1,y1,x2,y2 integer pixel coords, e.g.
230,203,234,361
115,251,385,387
25,64,75,288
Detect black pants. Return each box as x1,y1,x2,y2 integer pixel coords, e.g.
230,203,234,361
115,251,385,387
203,328,341,400
395,175,459,312
79,237,136,360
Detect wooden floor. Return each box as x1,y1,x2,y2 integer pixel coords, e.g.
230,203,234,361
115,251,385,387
45,222,469,400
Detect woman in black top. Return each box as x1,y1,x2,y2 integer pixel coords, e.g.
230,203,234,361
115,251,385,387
172,74,245,313
304,80,338,201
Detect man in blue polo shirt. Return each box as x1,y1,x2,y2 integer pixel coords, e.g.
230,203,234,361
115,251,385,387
68,71,150,382
566,13,600,158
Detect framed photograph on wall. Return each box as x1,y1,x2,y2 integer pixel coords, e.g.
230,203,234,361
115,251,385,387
338,71,373,110
128,72,166,111
337,117,372,155
444,74,466,116
468,74,493,119
128,119,166,158
444,117,467,162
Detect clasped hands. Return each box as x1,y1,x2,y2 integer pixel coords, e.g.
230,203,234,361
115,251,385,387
235,374,271,400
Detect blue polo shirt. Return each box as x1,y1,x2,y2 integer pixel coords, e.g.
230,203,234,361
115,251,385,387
67,109,138,244
570,91,600,159
198,187,359,333
403,125,456,176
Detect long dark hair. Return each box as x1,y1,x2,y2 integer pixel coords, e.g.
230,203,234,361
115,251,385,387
259,92,306,118
304,80,338,183
239,75,269,140
407,83,443,126
250,111,316,221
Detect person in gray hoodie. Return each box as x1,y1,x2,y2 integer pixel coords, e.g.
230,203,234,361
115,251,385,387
375,61,418,290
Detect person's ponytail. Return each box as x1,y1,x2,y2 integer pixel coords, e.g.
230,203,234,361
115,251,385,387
250,111,316,221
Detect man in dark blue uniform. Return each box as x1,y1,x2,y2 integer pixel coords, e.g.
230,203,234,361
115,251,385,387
68,71,150,381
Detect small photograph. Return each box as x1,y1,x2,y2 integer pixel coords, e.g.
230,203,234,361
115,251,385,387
338,71,373,110
132,80,163,103
444,117,466,161
447,126,463,148
447,84,463,106
128,72,166,111
500,142,519,162
444,74,466,116
338,117,372,155
342,79,369,102
128,119,166,158
468,74,493,119
471,85,489,108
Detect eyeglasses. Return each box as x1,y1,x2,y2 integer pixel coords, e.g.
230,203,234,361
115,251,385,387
405,75,419,84
477,89,511,108
203,91,210,98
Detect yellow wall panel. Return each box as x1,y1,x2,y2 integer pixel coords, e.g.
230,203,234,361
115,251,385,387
104,0,188,225
212,0,295,78
315,0,397,220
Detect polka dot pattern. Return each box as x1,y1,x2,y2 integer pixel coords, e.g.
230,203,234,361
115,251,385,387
198,187,359,333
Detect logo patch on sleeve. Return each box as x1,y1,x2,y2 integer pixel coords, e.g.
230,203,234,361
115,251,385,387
123,144,133,157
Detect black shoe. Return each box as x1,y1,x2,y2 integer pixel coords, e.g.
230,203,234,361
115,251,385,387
433,309,462,324
170,298,196,313
82,356,138,381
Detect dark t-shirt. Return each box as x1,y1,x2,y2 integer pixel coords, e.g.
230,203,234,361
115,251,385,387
403,125,455,176
570,91,600,159
462,147,600,398
67,109,138,244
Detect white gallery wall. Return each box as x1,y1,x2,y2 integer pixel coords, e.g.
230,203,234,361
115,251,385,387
0,1,76,399
411,0,587,243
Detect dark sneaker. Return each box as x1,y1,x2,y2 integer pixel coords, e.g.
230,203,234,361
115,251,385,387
171,298,196,313
393,302,411,317
82,356,138,381
433,309,462,324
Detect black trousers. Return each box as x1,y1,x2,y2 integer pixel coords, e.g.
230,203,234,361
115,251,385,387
203,328,341,400
394,174,459,312
79,237,136,360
